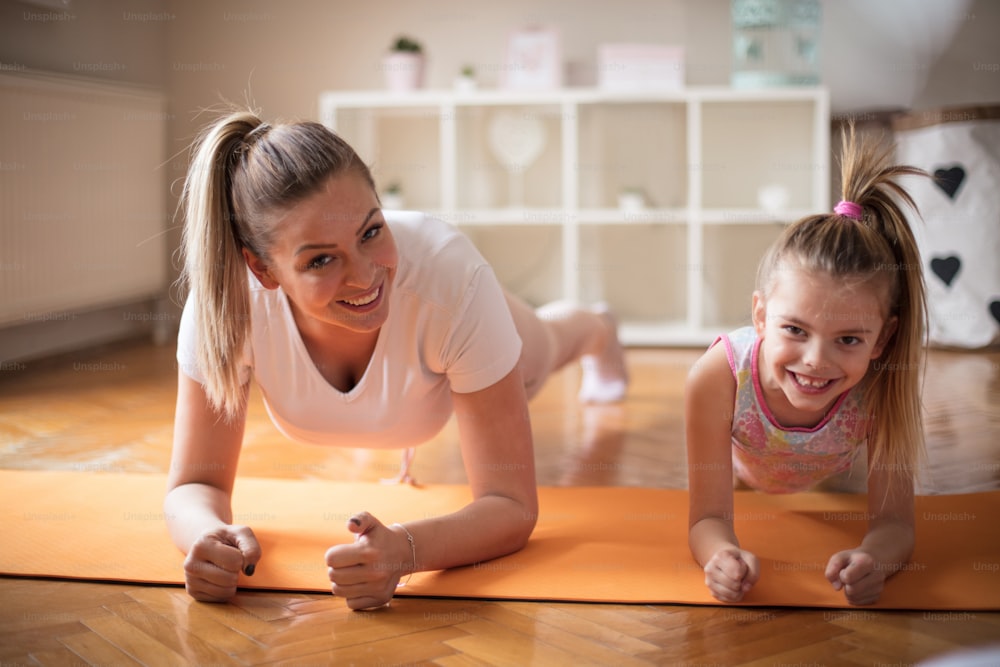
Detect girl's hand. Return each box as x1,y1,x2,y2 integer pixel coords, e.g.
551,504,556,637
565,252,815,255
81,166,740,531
826,549,885,605
703,547,760,602
325,512,412,610
183,525,261,602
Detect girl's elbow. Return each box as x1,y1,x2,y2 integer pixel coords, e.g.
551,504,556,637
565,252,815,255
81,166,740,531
510,526,533,553
504,501,537,553
516,504,538,549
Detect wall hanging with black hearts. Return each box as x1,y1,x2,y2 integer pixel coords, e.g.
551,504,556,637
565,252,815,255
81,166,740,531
893,105,1000,348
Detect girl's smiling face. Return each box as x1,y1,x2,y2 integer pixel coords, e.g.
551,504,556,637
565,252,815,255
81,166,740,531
752,262,897,426
243,171,398,338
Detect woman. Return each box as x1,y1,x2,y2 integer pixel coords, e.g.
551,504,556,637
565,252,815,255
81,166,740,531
165,110,628,609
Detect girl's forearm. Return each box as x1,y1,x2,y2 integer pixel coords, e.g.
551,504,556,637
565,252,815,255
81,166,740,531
860,520,915,575
396,494,536,573
163,482,234,553
689,517,741,567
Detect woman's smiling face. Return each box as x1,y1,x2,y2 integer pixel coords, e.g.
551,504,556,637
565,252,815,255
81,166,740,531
752,262,896,424
244,171,398,337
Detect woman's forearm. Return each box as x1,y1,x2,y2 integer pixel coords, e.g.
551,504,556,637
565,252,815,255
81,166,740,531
396,493,536,573
163,482,234,553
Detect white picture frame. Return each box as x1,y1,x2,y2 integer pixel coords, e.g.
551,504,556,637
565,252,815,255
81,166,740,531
500,27,562,91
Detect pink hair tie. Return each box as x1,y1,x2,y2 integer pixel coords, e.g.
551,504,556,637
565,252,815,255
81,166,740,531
834,200,863,221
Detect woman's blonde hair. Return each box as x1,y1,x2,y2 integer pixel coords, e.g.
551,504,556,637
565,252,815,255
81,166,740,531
178,110,376,420
756,124,928,493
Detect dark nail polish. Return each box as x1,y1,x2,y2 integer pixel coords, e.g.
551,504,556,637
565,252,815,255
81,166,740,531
243,564,255,576
350,517,362,527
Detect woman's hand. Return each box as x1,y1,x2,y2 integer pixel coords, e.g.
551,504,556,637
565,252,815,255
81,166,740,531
183,525,261,602
325,512,413,610
826,549,885,605
704,546,760,602
167,374,253,603
322,367,537,602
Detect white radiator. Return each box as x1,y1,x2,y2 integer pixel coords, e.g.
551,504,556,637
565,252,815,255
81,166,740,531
0,70,167,326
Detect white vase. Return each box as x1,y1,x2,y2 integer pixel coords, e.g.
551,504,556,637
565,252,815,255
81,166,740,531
757,184,790,211
381,193,404,210
618,192,645,212
382,52,425,92
453,75,477,92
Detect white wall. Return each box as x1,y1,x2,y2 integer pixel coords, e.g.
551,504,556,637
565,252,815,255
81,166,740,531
0,0,169,85
157,0,1000,126
158,0,1000,272
4,0,994,121
0,0,172,361
822,0,997,114
1,0,997,357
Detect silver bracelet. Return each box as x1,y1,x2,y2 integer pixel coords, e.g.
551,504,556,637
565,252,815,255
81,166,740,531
392,522,416,588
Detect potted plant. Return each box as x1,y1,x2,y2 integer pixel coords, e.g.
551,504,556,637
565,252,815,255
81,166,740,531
454,64,477,92
382,36,425,92
381,181,404,210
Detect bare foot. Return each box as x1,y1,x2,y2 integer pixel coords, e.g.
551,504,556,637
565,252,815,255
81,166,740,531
380,447,420,486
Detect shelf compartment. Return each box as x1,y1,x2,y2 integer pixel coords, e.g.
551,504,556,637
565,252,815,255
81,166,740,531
578,223,687,325
332,106,442,211
454,104,563,210
576,102,687,210
458,224,564,307
700,223,784,330
700,100,819,211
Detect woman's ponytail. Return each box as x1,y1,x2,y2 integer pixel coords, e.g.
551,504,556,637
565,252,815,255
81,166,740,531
178,109,379,420
179,113,264,420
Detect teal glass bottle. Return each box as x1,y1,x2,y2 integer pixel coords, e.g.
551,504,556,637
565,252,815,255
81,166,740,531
731,0,821,87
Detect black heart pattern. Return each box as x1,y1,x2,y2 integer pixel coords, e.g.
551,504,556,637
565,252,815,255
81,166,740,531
933,165,965,199
990,300,1000,326
930,256,961,287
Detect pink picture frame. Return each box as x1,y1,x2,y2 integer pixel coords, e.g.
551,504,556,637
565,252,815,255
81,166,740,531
500,27,563,91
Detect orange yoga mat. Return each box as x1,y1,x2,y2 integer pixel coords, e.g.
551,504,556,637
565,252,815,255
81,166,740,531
1,470,998,609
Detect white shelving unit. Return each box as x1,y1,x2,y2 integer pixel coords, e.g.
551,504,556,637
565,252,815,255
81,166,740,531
319,86,829,346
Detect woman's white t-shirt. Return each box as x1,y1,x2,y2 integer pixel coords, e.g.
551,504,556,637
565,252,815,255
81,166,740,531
177,212,522,449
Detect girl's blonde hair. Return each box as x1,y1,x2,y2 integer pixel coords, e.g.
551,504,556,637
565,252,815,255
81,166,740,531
756,124,928,492
178,110,376,420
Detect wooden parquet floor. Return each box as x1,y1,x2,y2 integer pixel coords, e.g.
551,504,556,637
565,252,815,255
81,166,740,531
1,338,999,666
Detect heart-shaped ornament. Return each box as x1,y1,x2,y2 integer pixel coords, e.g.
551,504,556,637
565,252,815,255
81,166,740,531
933,165,965,200
930,256,961,287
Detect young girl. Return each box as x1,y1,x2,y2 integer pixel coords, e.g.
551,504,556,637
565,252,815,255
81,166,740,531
165,110,627,609
686,126,927,606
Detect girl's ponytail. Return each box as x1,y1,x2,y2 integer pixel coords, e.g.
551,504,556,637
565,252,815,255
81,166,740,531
837,126,928,492
179,113,264,420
